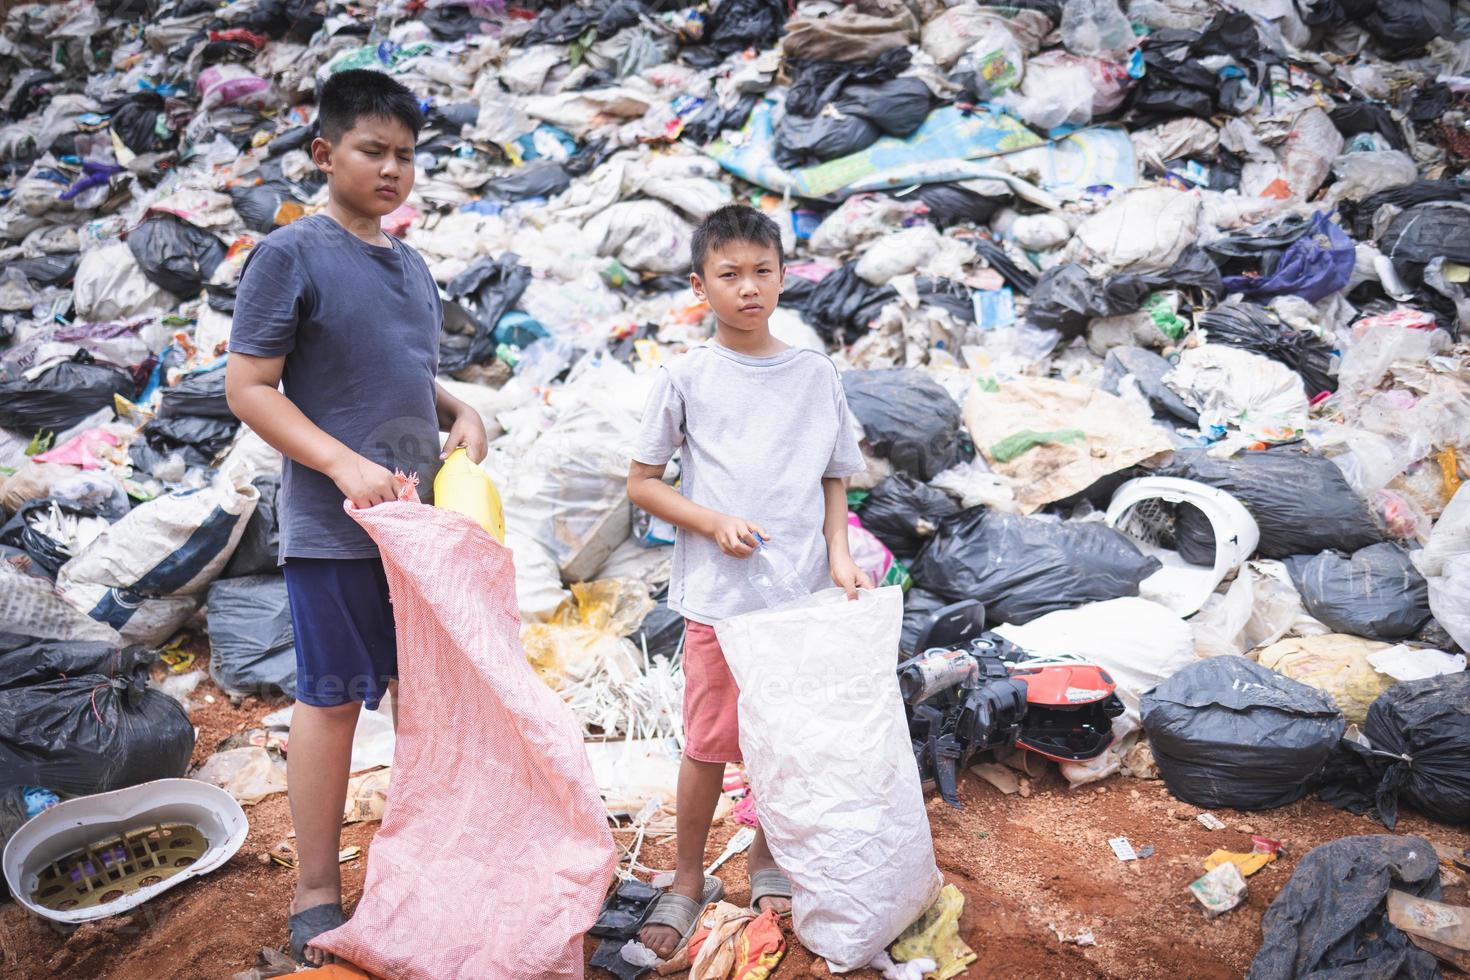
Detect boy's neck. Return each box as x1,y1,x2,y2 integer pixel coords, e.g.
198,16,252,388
323,197,391,247
713,320,787,357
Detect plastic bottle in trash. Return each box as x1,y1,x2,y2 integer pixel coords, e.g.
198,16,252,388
748,535,808,608
432,447,506,542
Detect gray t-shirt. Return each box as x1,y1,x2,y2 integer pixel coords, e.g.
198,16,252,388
228,214,442,562
633,343,865,625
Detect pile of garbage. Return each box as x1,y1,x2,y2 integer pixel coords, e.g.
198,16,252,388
4,0,1470,969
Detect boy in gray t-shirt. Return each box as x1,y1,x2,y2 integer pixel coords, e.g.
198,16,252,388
629,205,869,958
225,70,486,967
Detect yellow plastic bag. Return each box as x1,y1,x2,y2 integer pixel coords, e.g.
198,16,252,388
889,883,976,980
432,447,505,542
1204,849,1276,878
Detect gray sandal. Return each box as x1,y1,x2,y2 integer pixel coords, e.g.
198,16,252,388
641,874,725,956
289,902,345,967
749,868,793,913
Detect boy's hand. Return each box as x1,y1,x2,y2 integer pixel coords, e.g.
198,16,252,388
830,556,873,600
330,453,399,509
709,514,767,558
441,408,488,463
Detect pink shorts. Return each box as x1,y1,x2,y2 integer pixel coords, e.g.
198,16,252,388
682,620,742,764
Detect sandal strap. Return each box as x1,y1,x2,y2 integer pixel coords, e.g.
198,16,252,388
749,868,792,907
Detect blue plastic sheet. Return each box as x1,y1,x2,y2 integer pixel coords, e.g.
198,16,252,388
1222,212,1355,302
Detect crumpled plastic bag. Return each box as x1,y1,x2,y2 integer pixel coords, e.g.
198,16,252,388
315,489,616,979
1164,344,1310,443
1075,188,1201,274
1256,634,1394,726
888,884,976,980
963,375,1173,514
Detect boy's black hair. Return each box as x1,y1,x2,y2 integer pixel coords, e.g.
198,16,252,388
318,69,424,144
690,204,784,276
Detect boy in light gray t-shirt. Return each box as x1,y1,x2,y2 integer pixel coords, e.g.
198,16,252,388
628,205,868,959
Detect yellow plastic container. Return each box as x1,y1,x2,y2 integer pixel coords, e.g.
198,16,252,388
433,448,505,542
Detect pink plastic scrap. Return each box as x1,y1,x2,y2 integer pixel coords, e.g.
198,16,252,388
316,484,616,979
35,428,119,469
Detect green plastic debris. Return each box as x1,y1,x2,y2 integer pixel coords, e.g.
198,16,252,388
990,428,1085,463
1145,292,1190,341
975,375,1001,394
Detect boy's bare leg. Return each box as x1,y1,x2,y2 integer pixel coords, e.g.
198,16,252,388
639,755,725,959
288,700,362,966
746,826,792,915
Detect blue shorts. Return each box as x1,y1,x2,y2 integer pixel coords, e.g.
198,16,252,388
282,556,397,710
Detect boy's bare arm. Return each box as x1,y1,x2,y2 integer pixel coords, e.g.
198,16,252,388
226,351,398,507
433,382,487,462
628,460,767,558
824,476,870,599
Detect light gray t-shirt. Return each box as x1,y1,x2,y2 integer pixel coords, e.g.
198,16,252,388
633,343,865,625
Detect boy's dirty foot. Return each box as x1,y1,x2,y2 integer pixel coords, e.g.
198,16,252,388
291,887,342,966
639,871,705,959
748,828,792,915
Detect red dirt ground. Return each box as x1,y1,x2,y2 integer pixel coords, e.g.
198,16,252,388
3,654,1467,980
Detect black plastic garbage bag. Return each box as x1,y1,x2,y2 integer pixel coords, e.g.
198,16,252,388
775,77,933,168
910,507,1161,625
679,93,758,145
483,158,573,200
109,92,170,155
1329,101,1407,150
158,367,233,420
0,672,195,796
1025,264,1108,339
11,252,79,287
0,497,102,578
789,264,975,340
1204,213,1314,275
1160,448,1383,559
703,0,787,56
775,113,880,169
442,253,532,373
223,475,280,578
1285,544,1432,641
0,640,147,690
229,180,307,234
1198,302,1338,395
1324,672,1470,828
900,588,951,656
135,414,240,469
632,593,684,661
1100,347,1199,426
1364,0,1454,57
206,575,296,699
0,355,135,433
842,369,967,482
786,48,911,116
1247,835,1441,980
1104,247,1223,310
1379,201,1470,290
1141,655,1345,810
907,183,1008,230
128,215,225,297
857,473,958,561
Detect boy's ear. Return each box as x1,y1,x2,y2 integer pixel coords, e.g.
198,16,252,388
778,264,786,292
310,136,333,174
689,270,706,302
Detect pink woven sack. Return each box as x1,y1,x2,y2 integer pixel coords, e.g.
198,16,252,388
316,489,616,978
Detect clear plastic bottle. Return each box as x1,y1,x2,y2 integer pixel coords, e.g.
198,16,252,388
748,535,808,608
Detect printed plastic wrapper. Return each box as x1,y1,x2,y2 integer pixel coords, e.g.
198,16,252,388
316,489,616,978
1256,634,1394,727
715,587,941,971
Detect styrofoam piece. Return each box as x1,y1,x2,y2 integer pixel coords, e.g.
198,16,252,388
1106,476,1261,616
3,778,247,924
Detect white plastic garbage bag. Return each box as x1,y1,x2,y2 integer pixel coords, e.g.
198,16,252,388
715,587,941,972
57,476,258,645
72,242,177,322
1413,484,1470,649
